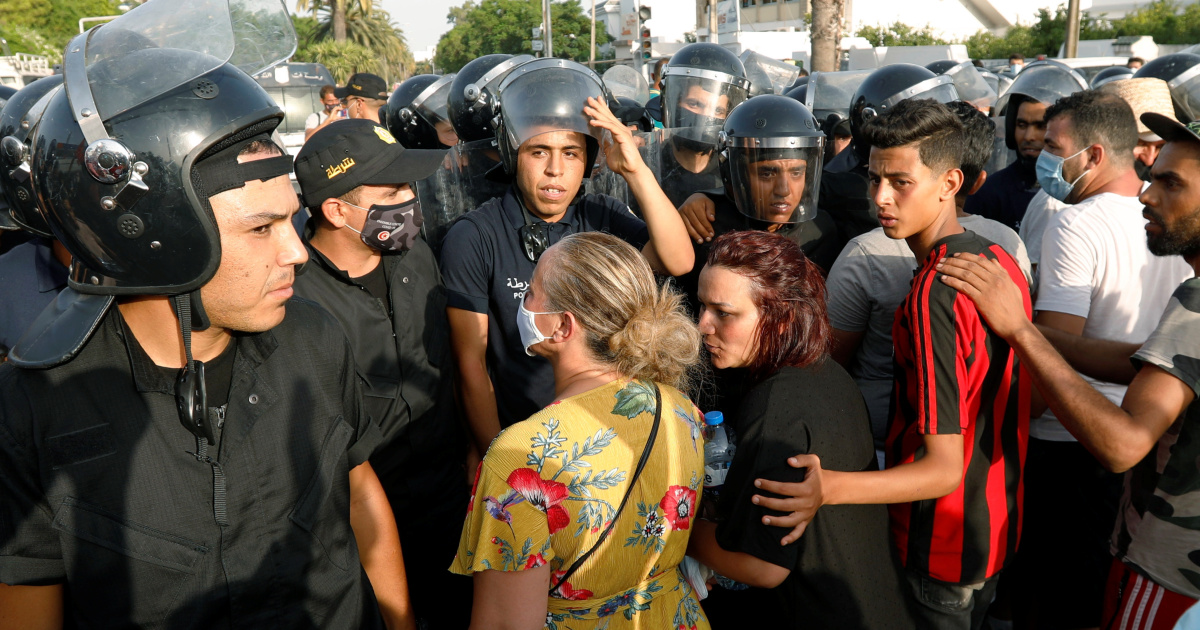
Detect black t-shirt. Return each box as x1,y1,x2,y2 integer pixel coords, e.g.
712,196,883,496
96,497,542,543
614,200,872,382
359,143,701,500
714,363,915,630
962,158,1039,231
354,261,389,302
818,157,876,244
659,143,723,208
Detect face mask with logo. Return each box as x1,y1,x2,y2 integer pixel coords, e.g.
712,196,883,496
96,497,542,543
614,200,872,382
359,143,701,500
1036,146,1091,202
516,296,562,357
343,197,423,251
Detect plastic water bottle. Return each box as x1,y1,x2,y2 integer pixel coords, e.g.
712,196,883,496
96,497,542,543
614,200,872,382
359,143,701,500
702,411,735,504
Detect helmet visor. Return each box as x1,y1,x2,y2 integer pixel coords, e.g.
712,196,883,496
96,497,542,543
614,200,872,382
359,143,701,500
879,75,959,110
1169,64,1200,122
995,62,1087,115
726,137,824,224
946,62,998,112
414,74,455,126
603,65,650,105
806,70,873,119
739,50,800,96
662,68,748,135
498,59,606,151
81,0,296,119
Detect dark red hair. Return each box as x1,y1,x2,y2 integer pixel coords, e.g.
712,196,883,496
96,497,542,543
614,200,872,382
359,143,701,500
706,230,830,379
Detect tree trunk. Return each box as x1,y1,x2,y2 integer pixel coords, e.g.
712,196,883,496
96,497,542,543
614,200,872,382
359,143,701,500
810,0,844,72
333,0,347,43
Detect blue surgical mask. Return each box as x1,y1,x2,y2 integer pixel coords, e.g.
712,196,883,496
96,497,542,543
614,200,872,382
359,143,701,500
516,296,562,357
1036,147,1091,202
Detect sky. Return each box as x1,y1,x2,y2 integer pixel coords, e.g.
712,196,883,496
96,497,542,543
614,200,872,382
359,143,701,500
379,0,460,53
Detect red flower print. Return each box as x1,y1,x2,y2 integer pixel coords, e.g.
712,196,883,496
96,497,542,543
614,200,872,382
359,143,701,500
467,461,483,513
660,485,697,530
525,553,548,569
506,468,571,534
550,570,594,601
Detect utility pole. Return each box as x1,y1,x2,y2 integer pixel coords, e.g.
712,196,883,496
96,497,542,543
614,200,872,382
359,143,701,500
708,0,718,42
1064,0,1081,58
590,0,596,68
543,0,554,58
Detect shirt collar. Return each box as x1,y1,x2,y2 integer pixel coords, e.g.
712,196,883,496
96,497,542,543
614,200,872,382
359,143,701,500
499,185,585,232
298,218,394,287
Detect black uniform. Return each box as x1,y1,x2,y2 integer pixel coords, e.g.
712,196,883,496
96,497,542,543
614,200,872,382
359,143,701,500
0,300,385,629
962,159,1039,231
294,226,470,628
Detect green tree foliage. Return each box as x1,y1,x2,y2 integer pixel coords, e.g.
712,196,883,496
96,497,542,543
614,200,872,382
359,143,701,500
856,22,948,47
306,39,378,82
963,25,1036,60
1113,0,1200,44
312,5,414,80
0,0,121,58
1025,5,1115,56
435,0,612,73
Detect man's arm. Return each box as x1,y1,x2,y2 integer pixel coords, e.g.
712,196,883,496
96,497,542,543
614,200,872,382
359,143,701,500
937,253,1192,473
676,193,717,244
447,307,502,456
830,328,864,368
305,106,344,140
1036,323,1141,385
469,565,551,630
349,462,414,630
583,97,693,276
0,584,62,630
686,520,791,588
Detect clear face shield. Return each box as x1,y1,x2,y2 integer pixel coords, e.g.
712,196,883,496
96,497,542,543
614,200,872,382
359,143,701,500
806,70,872,121
1168,63,1200,122
497,59,607,160
995,62,1087,116
661,68,749,144
946,62,998,113
603,65,650,105
724,136,825,224
412,74,455,132
739,50,801,96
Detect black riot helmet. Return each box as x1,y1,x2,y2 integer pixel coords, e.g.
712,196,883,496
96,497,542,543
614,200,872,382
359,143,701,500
385,73,457,149
849,64,959,163
925,59,959,74
717,95,825,224
493,58,606,178
612,96,655,133
0,86,16,111
660,42,750,141
31,0,295,297
0,75,63,234
448,53,534,142
996,60,1087,149
1091,65,1134,88
1134,53,1200,121
784,83,807,103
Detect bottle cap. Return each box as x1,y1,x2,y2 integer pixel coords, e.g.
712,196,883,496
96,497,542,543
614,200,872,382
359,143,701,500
704,411,724,426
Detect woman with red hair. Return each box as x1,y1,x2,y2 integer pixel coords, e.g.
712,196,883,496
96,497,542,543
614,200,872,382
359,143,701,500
686,230,914,629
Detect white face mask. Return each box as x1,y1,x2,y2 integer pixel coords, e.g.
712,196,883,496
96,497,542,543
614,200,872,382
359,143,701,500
516,296,563,357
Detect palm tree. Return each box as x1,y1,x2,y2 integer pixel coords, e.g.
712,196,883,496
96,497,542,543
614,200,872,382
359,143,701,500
296,0,374,43
313,5,414,82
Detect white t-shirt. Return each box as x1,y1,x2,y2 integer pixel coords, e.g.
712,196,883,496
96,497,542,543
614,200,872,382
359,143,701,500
305,110,330,131
1018,189,1068,290
1032,192,1193,441
825,216,1031,446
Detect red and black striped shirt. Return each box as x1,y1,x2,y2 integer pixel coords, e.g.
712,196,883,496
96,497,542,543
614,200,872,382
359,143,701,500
886,230,1032,584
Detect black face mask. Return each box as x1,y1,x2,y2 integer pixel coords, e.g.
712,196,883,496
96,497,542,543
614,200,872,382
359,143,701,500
345,197,424,252
1135,157,1153,182
671,107,724,150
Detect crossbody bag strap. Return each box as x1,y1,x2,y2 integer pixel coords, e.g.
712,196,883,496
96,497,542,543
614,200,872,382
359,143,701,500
549,383,662,595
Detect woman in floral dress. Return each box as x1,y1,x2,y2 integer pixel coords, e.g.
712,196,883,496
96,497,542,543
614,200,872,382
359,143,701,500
451,232,709,630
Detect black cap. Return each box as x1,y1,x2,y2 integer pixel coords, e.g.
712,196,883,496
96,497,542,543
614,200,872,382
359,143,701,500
294,119,446,207
1142,112,1200,147
334,73,389,100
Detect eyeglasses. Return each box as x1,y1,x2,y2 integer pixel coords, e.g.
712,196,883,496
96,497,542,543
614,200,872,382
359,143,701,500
519,222,552,262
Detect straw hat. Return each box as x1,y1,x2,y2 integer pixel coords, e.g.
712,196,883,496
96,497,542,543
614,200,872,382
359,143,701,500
1098,77,1176,141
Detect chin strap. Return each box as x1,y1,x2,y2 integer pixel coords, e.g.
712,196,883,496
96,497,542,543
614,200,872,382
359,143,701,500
171,292,228,527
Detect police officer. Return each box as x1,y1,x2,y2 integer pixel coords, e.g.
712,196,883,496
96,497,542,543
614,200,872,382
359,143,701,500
0,2,410,627
655,42,751,207
824,64,958,242
1134,52,1200,122
0,75,69,358
292,119,471,630
439,58,694,457
674,95,839,306
965,60,1087,230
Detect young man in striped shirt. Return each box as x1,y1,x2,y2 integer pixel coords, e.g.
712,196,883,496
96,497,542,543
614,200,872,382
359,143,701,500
754,99,1032,629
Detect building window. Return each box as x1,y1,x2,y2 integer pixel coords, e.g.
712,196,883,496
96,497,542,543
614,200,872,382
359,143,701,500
741,0,756,7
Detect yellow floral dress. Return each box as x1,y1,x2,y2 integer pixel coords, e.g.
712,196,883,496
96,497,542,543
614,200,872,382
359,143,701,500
451,379,710,630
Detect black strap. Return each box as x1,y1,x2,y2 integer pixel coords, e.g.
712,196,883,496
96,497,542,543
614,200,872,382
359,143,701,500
549,384,662,595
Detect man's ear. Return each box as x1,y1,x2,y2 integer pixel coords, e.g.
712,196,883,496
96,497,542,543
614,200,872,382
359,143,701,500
941,167,964,202
1086,143,1105,169
320,198,349,228
968,169,988,196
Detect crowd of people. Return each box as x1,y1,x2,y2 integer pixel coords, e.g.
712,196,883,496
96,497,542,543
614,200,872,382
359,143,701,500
3,1,1200,629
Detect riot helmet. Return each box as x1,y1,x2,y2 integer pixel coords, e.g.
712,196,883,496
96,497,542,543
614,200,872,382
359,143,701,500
1091,65,1134,88
718,95,825,224
996,60,1087,150
31,0,295,297
784,83,807,103
493,58,606,178
943,61,998,113
612,96,655,133
603,64,650,105
739,50,800,97
660,43,750,143
848,64,959,163
807,69,871,137
385,73,457,150
0,75,63,235
1134,53,1200,121
925,60,959,74
0,86,16,112
448,53,534,142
